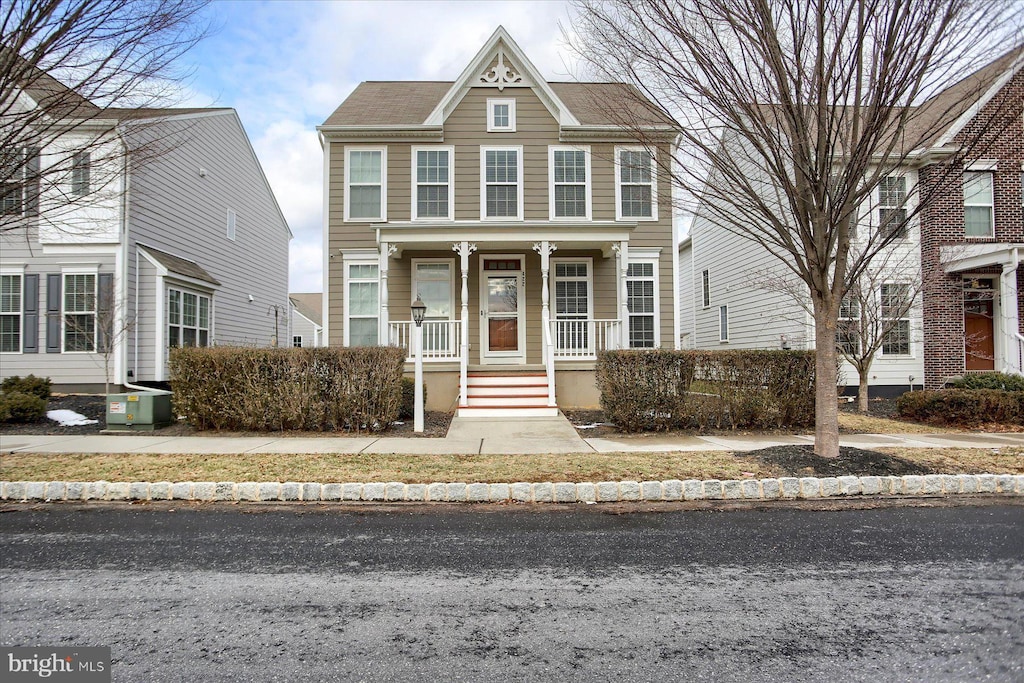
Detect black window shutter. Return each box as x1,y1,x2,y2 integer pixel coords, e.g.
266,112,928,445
22,274,39,353
46,273,61,353
97,273,113,351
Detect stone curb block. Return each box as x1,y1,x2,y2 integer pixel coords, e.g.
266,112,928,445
3,474,1023,504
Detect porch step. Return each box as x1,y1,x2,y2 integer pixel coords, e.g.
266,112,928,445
458,372,556,417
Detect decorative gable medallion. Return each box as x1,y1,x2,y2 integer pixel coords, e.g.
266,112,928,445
478,47,527,90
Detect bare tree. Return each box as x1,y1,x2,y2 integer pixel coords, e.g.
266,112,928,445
1,0,211,236
569,0,1023,456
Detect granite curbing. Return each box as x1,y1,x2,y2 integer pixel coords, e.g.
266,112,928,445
2,474,1022,504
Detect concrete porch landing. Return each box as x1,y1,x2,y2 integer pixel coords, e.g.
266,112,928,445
445,414,589,454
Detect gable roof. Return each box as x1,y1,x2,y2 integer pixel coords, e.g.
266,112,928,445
290,293,322,326
138,244,220,286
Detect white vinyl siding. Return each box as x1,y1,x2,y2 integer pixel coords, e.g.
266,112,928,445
345,147,386,221
412,147,454,220
0,274,22,353
480,146,523,220
626,261,658,348
615,146,657,221
345,262,379,347
548,146,591,220
964,171,994,237
63,273,96,353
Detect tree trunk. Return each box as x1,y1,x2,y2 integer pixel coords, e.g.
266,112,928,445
813,302,841,458
858,370,870,413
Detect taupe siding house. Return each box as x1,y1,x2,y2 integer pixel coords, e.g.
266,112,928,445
318,27,680,415
1,61,291,391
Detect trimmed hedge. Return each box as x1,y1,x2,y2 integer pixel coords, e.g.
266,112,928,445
169,346,406,432
596,349,815,432
1,374,52,401
948,372,1024,392
896,389,1024,427
0,391,47,424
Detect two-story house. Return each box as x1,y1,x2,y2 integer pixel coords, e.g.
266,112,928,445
1,62,291,392
319,27,680,416
680,46,1023,397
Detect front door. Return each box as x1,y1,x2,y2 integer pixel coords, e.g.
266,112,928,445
964,278,996,371
480,256,525,364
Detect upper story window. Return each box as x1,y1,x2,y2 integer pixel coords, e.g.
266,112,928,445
615,147,657,221
412,147,453,220
701,269,710,308
0,273,22,353
878,175,907,239
964,171,994,238
481,146,523,220
1,148,36,216
345,147,386,221
71,151,91,196
487,98,516,132
549,146,591,220
63,273,96,353
226,209,237,240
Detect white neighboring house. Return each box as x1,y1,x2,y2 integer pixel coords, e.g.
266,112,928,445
0,66,291,391
289,293,323,347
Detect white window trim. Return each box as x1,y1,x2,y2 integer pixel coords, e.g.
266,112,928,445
877,174,909,240
480,145,524,221
548,145,592,221
963,170,995,239
626,256,660,348
0,270,23,354
411,258,457,321
701,269,710,309
550,257,594,320
344,146,387,222
614,145,658,222
226,209,236,240
880,282,914,358
71,151,90,196
293,335,303,348
410,145,455,221
166,285,212,350
60,268,97,354
719,305,729,343
343,258,380,347
487,98,516,132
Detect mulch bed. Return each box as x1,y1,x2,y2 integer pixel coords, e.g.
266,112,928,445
0,394,453,439
745,444,933,477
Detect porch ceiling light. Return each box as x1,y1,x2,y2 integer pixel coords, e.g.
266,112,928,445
411,296,427,327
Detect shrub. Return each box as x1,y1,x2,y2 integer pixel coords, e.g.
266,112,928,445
896,389,1024,427
399,377,427,420
596,349,815,432
168,346,406,432
947,372,1024,392
1,374,52,401
0,391,47,424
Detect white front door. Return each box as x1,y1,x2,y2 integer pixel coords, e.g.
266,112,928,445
479,255,526,364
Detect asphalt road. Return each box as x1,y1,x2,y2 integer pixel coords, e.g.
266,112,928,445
1,500,1023,682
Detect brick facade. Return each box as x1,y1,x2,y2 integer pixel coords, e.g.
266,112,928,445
919,67,1024,387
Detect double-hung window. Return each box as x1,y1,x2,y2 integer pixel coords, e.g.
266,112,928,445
481,146,522,220
412,147,453,220
549,147,590,219
71,151,91,196
626,261,658,348
167,287,211,348
412,260,454,353
346,262,379,346
837,293,861,355
0,273,22,353
964,171,994,237
552,260,592,352
1,149,26,215
345,147,386,221
881,283,911,356
63,273,96,352
878,176,907,239
615,147,656,220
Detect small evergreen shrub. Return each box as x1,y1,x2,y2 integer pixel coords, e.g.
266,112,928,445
896,389,1024,426
948,372,1024,392
399,377,427,420
0,391,47,424
1,374,52,401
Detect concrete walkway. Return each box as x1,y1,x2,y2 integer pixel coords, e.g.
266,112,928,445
3,413,1024,455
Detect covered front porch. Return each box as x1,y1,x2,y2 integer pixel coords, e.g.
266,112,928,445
372,222,643,414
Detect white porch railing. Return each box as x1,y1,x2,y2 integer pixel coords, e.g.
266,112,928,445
549,319,623,359
389,320,462,361
1011,332,1024,376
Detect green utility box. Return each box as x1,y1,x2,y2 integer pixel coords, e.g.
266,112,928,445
106,392,173,431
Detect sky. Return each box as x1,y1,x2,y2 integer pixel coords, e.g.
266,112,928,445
178,0,582,293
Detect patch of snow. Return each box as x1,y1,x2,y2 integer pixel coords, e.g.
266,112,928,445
47,410,98,426
575,423,603,429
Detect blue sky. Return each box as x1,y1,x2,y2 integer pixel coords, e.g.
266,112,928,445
178,1,580,292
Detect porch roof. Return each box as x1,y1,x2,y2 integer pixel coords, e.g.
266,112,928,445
375,221,636,256
940,243,1024,273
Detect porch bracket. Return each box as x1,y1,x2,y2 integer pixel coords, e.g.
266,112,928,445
453,241,477,407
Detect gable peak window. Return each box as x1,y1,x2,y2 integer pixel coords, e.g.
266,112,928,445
487,98,516,132
345,147,386,221
616,147,656,220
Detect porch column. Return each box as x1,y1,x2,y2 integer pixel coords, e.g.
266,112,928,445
1001,250,1022,374
453,241,477,407
379,243,395,346
534,240,558,406
615,241,630,348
